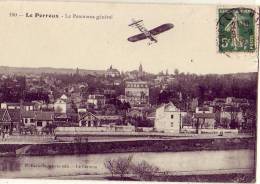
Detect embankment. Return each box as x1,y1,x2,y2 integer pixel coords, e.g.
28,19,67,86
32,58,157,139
0,137,255,156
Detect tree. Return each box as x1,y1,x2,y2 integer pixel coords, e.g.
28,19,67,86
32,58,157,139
132,160,160,181
104,159,117,177
221,117,230,129
182,114,193,127
115,155,133,178
174,68,179,76
104,154,133,179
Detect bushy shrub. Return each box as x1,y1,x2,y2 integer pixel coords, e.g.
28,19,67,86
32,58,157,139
104,154,133,178
132,160,159,181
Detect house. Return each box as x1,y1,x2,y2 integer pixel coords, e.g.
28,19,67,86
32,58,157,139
53,112,77,127
127,109,144,119
22,102,35,111
104,89,116,96
0,102,21,110
154,102,186,133
166,77,175,83
117,95,127,103
60,94,68,101
195,106,213,114
34,111,54,131
40,103,54,111
95,115,123,125
193,113,216,129
0,109,21,133
70,92,83,108
21,110,36,127
87,94,106,109
125,81,149,107
105,65,120,78
113,80,121,86
21,110,54,131
211,98,225,107
53,113,70,127
78,106,87,113
78,111,100,127
226,97,249,107
54,99,67,113
220,106,244,129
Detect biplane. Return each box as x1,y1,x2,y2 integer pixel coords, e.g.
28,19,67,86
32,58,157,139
127,19,174,45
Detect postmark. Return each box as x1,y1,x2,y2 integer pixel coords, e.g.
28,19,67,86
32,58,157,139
218,8,256,53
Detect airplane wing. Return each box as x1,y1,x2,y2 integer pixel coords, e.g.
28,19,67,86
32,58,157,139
149,23,174,36
127,33,147,42
127,23,174,42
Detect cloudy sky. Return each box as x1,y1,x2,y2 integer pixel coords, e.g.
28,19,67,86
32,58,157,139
0,1,258,74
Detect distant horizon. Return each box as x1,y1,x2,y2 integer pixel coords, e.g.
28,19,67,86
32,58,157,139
0,65,258,75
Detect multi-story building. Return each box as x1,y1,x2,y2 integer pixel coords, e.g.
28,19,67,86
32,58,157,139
54,99,67,113
125,81,149,107
154,102,186,133
105,65,120,78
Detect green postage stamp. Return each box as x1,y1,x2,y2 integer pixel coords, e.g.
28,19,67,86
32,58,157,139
218,8,256,53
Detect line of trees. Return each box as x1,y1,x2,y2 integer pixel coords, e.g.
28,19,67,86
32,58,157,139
150,72,257,106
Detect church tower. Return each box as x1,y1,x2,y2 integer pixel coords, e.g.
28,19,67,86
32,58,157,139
76,67,79,75
139,63,143,73
138,63,144,79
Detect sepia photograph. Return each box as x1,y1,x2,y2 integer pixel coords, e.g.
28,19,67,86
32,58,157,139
0,1,258,183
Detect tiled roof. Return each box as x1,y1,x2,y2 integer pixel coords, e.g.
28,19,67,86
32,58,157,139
0,109,21,122
35,111,54,121
22,102,35,106
21,110,35,118
78,111,98,120
21,110,54,121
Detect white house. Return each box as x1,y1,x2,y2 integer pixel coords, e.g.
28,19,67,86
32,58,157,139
60,94,68,101
54,99,67,113
154,102,186,133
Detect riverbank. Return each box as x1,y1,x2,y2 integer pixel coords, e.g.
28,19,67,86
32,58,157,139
45,173,255,182
0,135,255,156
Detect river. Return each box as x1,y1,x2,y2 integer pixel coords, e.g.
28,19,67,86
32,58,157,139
0,149,255,178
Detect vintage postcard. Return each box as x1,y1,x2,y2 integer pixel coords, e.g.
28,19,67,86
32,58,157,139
0,1,258,183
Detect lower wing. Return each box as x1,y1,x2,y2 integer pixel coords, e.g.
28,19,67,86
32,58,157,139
127,32,147,42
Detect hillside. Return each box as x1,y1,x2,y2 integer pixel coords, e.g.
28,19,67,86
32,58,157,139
0,66,106,75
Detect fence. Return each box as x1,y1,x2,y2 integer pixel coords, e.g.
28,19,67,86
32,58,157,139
181,127,239,135
54,125,136,134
